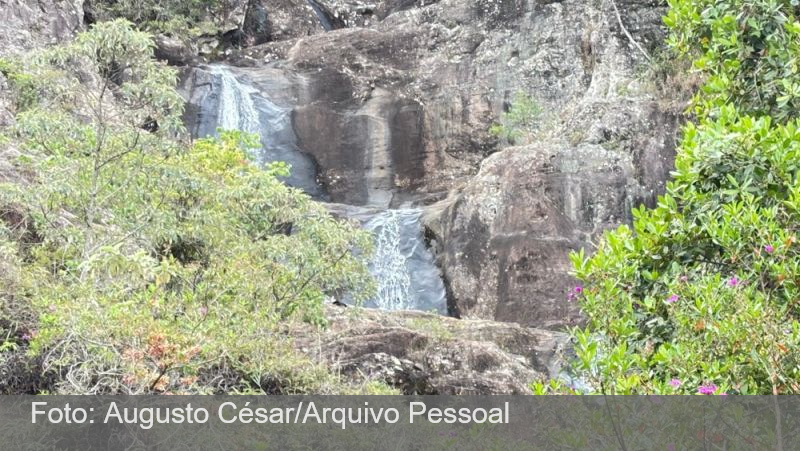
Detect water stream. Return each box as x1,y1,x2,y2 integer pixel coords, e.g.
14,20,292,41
191,65,448,314
214,65,260,135
200,65,323,197
363,209,447,314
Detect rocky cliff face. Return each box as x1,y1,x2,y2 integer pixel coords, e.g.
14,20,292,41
181,0,679,328
427,101,678,328
0,0,84,54
422,0,680,327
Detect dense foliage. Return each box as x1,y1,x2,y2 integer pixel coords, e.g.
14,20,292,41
665,0,800,122
554,0,800,395
90,0,233,40
0,20,380,394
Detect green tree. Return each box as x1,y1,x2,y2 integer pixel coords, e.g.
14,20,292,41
665,0,800,122
0,20,376,394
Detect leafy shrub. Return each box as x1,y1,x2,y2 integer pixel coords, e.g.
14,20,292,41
0,20,377,394
559,0,800,395
569,107,800,394
0,58,40,112
489,92,541,145
665,0,800,122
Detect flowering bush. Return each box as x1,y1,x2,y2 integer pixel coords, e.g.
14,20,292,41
559,0,800,394
568,108,800,394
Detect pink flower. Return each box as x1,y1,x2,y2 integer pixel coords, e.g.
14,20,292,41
21,333,32,341
728,277,739,287
199,306,208,316
574,286,583,294
679,275,688,283
669,378,681,388
764,244,774,254
666,294,679,304
697,384,717,395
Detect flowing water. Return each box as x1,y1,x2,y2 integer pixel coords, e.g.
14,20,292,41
192,65,448,314
200,65,323,197
214,66,260,135
363,209,447,314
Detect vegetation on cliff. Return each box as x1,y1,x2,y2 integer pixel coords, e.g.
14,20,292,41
89,0,229,40
559,0,800,394
0,20,383,394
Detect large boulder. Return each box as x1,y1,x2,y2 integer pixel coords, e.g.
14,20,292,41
426,100,680,327
153,34,198,66
245,0,336,43
293,305,570,394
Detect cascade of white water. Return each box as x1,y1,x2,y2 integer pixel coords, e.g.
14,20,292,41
211,65,261,135
197,65,448,314
364,209,447,313
366,210,414,310
206,65,323,195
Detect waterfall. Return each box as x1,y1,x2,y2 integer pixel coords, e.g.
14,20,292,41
202,65,324,197
213,65,261,136
363,209,447,314
367,210,413,310
189,65,449,315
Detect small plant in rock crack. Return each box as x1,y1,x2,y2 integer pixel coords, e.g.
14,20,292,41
489,92,541,145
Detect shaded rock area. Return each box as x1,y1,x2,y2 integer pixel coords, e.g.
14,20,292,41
293,305,570,394
227,0,341,48
0,0,84,55
180,0,682,328
153,34,198,66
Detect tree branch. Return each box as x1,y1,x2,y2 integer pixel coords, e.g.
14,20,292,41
609,0,652,64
